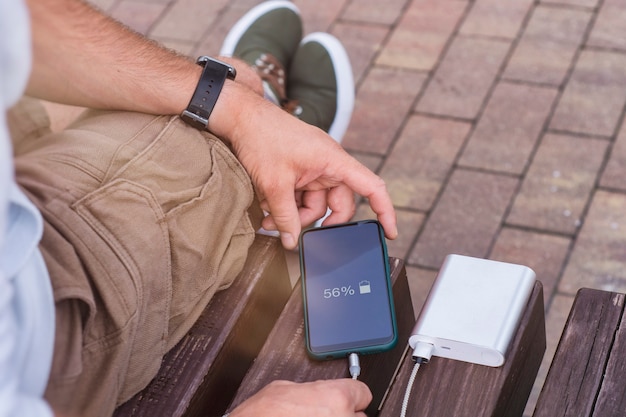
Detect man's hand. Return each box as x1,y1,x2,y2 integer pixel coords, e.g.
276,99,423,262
209,83,398,249
228,379,372,417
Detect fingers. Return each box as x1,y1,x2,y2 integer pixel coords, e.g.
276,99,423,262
261,174,390,245
261,186,354,235
337,160,398,240
298,189,329,227
321,185,356,226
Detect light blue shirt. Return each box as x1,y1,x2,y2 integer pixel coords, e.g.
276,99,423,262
0,0,55,416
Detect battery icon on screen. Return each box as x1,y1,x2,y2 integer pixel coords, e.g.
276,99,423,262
359,280,371,294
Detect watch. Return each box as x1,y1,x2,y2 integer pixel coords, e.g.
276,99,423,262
181,56,237,130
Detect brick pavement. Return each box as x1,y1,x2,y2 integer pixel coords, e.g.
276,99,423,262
91,0,626,415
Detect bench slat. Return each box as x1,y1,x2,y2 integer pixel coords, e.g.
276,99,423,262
594,296,626,416
227,257,414,417
533,288,625,417
380,281,545,417
114,235,291,417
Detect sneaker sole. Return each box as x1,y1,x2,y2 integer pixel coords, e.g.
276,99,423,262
220,0,301,57
298,32,355,143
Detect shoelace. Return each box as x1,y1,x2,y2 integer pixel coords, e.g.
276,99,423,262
253,53,301,116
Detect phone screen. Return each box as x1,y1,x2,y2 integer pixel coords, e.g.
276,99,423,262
299,220,397,359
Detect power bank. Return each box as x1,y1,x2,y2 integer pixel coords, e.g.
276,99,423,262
408,254,535,367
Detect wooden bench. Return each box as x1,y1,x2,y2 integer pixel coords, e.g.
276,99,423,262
227,257,415,417
227,261,546,417
532,288,626,417
115,245,545,417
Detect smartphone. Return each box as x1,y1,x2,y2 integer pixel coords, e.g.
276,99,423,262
299,220,398,360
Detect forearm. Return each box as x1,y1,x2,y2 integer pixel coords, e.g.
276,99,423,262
25,0,199,115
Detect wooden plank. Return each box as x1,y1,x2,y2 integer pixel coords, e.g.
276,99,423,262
589,291,626,417
227,258,415,417
533,288,625,417
114,234,291,417
380,281,545,417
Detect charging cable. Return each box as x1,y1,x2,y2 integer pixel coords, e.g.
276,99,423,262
400,342,434,417
348,352,361,379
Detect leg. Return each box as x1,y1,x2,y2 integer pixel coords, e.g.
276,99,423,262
13,108,257,417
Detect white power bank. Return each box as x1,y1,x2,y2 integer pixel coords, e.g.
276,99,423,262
408,254,535,367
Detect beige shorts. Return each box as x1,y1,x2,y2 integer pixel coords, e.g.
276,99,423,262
9,98,260,417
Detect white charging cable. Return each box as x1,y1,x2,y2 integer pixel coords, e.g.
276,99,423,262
400,342,434,417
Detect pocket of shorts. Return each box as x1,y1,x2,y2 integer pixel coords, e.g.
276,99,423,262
74,118,256,337
72,178,172,398
102,117,255,289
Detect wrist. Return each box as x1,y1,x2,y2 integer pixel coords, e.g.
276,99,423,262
206,79,263,143
181,56,237,130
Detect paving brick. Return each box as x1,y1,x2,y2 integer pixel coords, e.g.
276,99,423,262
587,0,626,51
601,120,626,191
150,0,229,42
549,49,626,137
353,205,425,261
232,0,264,8
409,169,518,269
194,4,250,56
405,265,438,317
350,152,383,174
294,0,347,33
376,0,467,71
503,5,591,86
379,115,470,211
341,0,409,25
542,0,599,7
489,227,571,309
416,36,511,120
342,67,427,154
156,39,195,56
507,133,608,235
559,190,626,294
110,0,169,35
459,82,558,174
330,22,390,84
90,0,116,12
459,0,533,39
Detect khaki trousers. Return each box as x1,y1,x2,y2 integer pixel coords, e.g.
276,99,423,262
9,98,260,417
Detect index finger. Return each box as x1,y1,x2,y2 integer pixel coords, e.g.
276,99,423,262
340,160,397,240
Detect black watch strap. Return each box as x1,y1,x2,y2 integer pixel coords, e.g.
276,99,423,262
181,56,236,130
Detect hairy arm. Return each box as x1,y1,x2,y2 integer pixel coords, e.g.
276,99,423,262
26,0,199,115
24,0,397,249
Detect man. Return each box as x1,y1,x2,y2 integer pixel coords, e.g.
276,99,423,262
0,0,397,416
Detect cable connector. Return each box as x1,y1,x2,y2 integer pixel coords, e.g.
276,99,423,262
348,352,361,379
411,341,434,364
